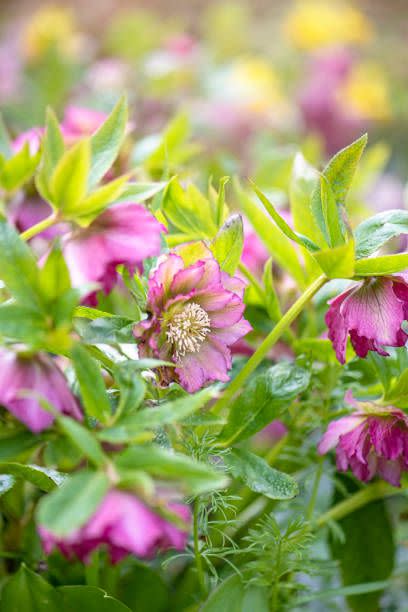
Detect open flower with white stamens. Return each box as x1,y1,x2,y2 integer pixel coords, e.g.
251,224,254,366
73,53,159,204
134,245,251,392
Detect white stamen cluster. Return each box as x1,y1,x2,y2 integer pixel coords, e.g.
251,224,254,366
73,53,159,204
166,302,211,358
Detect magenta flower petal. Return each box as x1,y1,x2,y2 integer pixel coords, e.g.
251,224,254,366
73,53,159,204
325,276,408,363
63,203,164,302
319,394,408,486
39,490,190,563
0,349,81,432
135,246,251,391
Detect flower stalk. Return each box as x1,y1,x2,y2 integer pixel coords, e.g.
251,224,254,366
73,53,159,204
20,212,59,241
212,274,327,414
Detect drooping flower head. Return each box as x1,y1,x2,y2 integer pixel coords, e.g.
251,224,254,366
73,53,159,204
325,275,408,364
134,244,251,392
318,392,408,486
62,202,165,305
0,349,82,433
39,490,191,563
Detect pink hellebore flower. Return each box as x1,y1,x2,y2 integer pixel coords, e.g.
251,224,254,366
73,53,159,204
0,349,82,433
62,203,165,305
241,219,269,279
325,276,408,364
318,392,408,486
12,127,44,155
255,420,288,448
39,490,191,563
61,106,107,144
134,246,252,392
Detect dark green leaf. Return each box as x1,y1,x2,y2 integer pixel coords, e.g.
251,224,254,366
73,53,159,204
36,471,109,537
0,463,65,492
57,416,107,467
225,448,298,500
58,586,131,611
219,362,310,445
0,564,60,612
75,316,135,344
330,479,395,612
0,220,42,308
72,345,112,424
201,574,245,612
355,209,408,258
116,562,168,612
116,446,228,494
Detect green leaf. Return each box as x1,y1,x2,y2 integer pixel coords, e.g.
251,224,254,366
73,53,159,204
219,362,310,445
251,181,319,252
72,345,112,424
36,471,109,537
57,586,131,612
0,304,47,343
201,574,245,612
0,145,40,192
354,209,408,258
0,220,42,308
211,214,244,274
311,134,367,243
57,416,107,467
235,180,305,286
330,480,395,612
75,175,129,224
162,179,218,238
35,108,65,201
262,257,282,321
225,448,298,499
0,474,16,497
0,432,39,460
0,564,61,612
320,177,345,247
75,316,135,344
116,446,228,494
0,463,65,492
89,96,128,188
100,388,213,442
116,562,168,612
354,253,408,276
111,361,146,420
112,181,167,205
50,140,90,214
312,239,355,279
142,112,193,172
39,246,71,300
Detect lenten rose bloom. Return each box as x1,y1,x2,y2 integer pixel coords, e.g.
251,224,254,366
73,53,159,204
12,127,44,155
318,393,408,486
134,245,252,392
62,203,165,305
0,349,82,432
39,490,191,563
325,275,408,364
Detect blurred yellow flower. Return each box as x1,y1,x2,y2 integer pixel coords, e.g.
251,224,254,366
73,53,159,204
284,0,373,50
22,6,80,61
229,58,284,114
338,63,391,120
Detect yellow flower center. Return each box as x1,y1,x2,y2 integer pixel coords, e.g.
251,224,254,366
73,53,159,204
166,303,211,358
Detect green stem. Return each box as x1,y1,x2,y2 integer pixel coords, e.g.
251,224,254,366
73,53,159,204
316,481,398,528
193,499,206,598
306,458,324,521
212,274,327,414
20,212,59,241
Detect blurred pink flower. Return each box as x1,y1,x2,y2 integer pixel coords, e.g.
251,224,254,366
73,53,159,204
134,246,251,392
255,420,288,448
241,219,269,278
61,106,107,144
12,127,44,155
325,275,408,363
39,490,190,563
299,47,364,154
62,202,164,305
319,392,408,486
10,196,65,242
0,349,82,433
